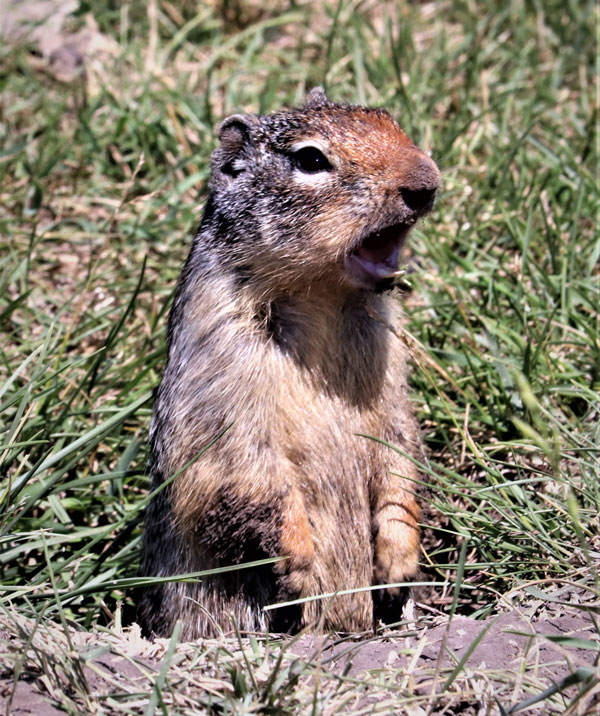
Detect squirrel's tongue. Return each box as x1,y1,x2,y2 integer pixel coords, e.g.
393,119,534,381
346,223,409,287
356,231,397,265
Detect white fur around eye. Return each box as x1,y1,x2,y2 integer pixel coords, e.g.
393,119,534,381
292,169,334,186
289,139,330,154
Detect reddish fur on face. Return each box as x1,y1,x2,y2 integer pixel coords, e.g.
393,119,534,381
323,109,414,169
138,90,439,639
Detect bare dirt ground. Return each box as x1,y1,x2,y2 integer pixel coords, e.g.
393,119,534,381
1,588,598,715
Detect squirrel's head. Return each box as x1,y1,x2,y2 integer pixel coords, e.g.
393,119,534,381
207,88,440,294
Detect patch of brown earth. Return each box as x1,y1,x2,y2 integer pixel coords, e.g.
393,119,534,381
0,0,118,82
292,609,597,682
1,603,597,715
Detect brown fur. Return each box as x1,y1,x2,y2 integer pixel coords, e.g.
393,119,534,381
138,88,440,639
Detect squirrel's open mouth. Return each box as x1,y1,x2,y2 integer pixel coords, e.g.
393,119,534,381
345,222,412,288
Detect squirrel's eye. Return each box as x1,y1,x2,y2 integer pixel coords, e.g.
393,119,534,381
290,146,332,173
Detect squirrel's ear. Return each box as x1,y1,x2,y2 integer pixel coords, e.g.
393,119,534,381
214,114,260,180
304,87,329,108
218,114,259,153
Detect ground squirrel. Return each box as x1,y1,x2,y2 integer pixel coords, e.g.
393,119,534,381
139,88,440,639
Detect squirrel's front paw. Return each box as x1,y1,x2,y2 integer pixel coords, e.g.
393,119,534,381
373,517,420,596
275,503,315,595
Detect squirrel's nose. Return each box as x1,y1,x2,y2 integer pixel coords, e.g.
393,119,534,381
399,155,440,215
400,186,437,213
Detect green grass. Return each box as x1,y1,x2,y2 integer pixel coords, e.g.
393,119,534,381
0,0,598,713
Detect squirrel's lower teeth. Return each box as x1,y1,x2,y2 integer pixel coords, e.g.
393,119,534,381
378,268,405,278
346,253,402,285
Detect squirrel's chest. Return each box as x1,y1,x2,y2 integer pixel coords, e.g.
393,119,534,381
267,334,392,477
262,296,391,405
